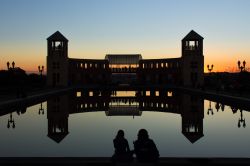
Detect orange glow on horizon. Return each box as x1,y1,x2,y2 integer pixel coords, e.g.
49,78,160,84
1,55,248,74
0,44,249,74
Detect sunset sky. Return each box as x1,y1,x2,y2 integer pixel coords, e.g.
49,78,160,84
0,0,250,73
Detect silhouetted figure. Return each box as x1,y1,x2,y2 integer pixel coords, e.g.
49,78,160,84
134,129,159,163
112,130,133,163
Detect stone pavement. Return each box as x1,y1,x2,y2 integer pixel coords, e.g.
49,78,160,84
0,87,75,110
176,87,250,110
0,157,250,166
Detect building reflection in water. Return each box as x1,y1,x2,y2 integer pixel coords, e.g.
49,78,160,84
7,113,15,129
238,109,246,128
47,90,204,144
47,96,69,143
180,94,204,143
207,101,213,115
4,106,27,129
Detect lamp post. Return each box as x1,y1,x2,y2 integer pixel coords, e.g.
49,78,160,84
7,113,15,129
238,60,246,72
221,104,225,112
38,102,44,115
215,102,221,112
238,109,246,128
38,65,44,76
207,101,214,115
207,64,214,73
7,61,10,70
12,61,15,69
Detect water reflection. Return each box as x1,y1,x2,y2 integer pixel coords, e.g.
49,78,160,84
47,91,204,144
7,113,15,129
0,90,250,157
205,101,247,128
215,102,225,112
238,109,246,128
38,103,45,115
4,106,27,129
47,97,69,143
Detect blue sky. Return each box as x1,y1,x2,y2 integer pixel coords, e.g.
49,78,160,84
0,0,250,72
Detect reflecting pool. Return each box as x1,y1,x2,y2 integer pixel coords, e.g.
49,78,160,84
0,91,250,157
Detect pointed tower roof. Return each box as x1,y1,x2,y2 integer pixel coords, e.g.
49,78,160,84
47,31,68,41
182,30,203,41
182,132,204,144
47,132,69,143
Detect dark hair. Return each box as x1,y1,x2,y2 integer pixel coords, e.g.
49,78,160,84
116,130,124,139
138,129,149,140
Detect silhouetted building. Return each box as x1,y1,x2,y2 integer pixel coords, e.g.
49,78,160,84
105,54,142,84
181,30,204,87
46,30,204,87
47,31,69,87
106,98,142,116
46,90,204,143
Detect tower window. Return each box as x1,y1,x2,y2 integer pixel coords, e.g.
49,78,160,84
161,63,164,68
53,62,56,69
55,41,63,50
53,73,56,84
191,72,198,82
190,61,198,68
56,73,60,83
185,41,198,50
167,91,172,97
76,91,81,97
189,41,195,47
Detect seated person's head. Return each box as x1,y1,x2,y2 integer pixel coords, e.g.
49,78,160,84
138,129,149,140
116,130,124,138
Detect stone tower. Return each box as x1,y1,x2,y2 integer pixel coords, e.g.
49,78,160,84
181,30,204,87
47,31,69,87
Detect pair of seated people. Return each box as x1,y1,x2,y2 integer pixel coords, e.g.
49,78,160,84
112,129,159,163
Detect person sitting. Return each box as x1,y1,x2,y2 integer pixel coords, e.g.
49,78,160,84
134,129,159,163
112,130,133,163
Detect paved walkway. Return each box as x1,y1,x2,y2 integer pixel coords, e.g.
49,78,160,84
176,87,250,110
0,157,250,166
0,87,74,109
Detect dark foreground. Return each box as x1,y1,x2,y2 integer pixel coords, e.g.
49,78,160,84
1,157,250,166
